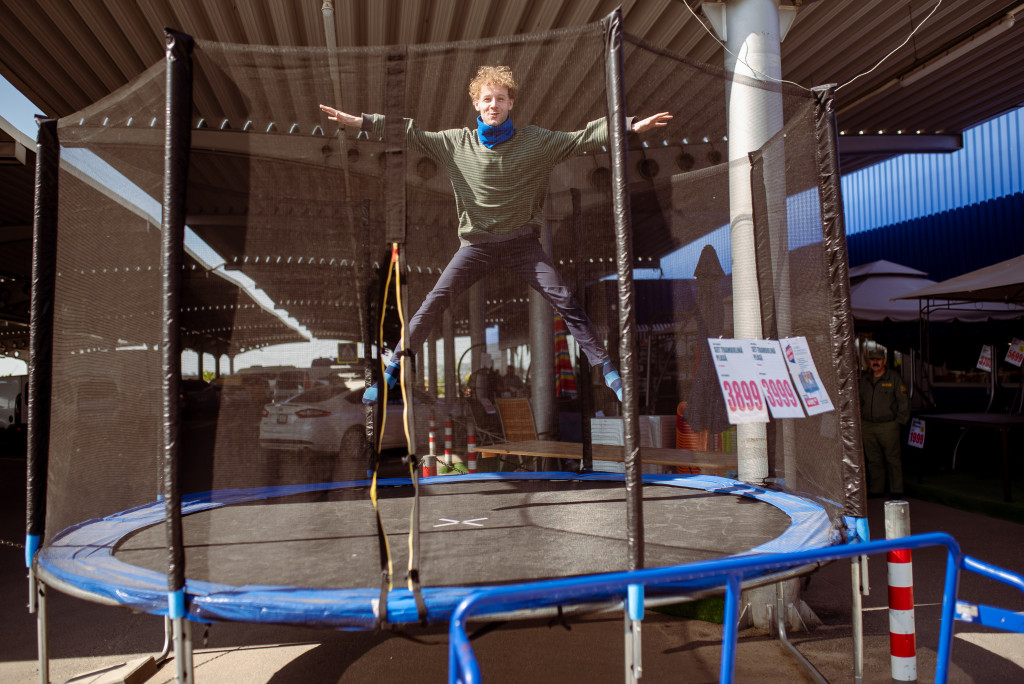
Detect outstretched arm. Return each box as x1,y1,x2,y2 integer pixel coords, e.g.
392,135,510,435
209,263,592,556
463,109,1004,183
631,112,672,134
319,104,361,128
321,106,456,162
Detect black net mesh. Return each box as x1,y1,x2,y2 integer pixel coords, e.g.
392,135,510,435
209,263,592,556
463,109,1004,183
40,20,861,607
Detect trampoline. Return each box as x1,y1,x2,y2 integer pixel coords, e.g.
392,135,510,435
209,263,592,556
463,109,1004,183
25,10,867,682
36,472,834,629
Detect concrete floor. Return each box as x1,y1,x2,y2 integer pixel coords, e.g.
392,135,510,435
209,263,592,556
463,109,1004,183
2,457,1023,683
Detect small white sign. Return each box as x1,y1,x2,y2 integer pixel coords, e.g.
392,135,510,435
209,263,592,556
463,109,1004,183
708,339,769,424
976,345,993,372
780,336,834,416
337,342,358,364
744,340,805,419
908,417,926,449
1006,339,1024,368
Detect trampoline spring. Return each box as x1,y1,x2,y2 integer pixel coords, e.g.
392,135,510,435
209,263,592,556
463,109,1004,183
1,539,25,549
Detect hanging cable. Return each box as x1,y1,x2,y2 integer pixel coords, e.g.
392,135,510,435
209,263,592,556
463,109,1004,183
679,0,944,96
836,0,943,93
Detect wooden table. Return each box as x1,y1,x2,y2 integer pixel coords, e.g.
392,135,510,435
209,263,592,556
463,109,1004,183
477,439,738,476
919,412,1024,502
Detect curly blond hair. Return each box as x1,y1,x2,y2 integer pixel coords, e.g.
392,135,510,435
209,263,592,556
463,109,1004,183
468,65,518,102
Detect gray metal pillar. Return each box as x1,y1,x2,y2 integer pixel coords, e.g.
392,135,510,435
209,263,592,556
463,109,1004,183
469,281,486,373
706,0,806,631
706,0,792,484
443,310,456,400
530,223,556,442
427,333,439,396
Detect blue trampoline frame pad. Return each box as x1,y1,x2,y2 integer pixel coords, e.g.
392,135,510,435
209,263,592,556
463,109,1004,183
35,472,836,629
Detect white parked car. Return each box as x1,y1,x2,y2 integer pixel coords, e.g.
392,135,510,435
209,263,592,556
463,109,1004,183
258,382,444,479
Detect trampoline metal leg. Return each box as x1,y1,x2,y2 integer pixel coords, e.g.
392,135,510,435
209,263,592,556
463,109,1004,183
624,609,643,682
32,568,49,684
852,556,866,684
773,582,827,684
172,617,194,683
155,616,172,666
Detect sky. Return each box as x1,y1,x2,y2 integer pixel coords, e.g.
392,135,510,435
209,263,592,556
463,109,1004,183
0,78,36,375
0,75,37,136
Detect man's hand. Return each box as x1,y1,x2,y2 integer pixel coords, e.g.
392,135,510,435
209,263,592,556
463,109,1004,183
632,112,672,134
319,104,361,128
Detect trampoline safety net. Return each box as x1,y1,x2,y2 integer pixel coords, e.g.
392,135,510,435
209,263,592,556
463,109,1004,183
31,18,864,627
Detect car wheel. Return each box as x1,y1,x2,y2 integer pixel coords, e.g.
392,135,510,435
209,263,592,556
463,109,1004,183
337,426,369,481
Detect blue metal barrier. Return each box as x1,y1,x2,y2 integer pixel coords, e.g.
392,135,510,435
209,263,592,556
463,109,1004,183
448,532,1024,684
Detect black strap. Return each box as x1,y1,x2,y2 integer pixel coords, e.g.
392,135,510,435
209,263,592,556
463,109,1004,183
404,453,428,625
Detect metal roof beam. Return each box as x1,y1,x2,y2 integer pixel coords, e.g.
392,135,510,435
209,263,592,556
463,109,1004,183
0,140,28,165
838,133,963,155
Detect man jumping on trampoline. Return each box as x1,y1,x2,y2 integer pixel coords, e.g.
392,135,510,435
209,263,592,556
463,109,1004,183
320,66,671,405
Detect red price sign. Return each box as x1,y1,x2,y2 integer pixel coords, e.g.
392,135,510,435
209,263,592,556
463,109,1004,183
1007,344,1024,367
907,418,926,449
760,378,799,409
723,379,764,413
709,338,771,424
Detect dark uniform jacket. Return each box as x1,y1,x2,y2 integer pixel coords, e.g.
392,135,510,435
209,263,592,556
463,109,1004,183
858,368,910,424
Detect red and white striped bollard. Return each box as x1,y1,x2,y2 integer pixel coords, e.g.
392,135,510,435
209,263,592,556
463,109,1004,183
885,500,917,682
444,418,453,474
466,426,477,474
424,414,437,477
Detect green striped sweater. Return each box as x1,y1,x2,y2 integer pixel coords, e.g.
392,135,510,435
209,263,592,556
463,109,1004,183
363,114,610,245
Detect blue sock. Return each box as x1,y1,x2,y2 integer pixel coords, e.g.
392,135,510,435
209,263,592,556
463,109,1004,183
602,361,623,402
362,357,401,405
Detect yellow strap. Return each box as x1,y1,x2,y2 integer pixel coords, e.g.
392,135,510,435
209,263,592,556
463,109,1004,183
392,244,418,590
369,469,394,590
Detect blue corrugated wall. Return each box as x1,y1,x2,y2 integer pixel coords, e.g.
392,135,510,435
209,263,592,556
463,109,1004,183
841,106,1024,279
842,107,1024,233
846,190,1024,281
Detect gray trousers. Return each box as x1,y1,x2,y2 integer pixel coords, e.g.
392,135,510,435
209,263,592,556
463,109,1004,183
403,236,610,367
863,419,903,494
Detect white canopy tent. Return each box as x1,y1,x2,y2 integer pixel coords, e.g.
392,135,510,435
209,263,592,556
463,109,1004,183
850,260,1024,323
895,254,1024,306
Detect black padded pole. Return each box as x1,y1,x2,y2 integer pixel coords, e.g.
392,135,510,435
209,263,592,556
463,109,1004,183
384,47,408,246
161,28,194,612
813,85,865,521
25,117,60,565
361,201,379,470
604,8,643,571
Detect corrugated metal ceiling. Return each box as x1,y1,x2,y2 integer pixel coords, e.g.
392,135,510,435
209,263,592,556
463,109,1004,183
1,0,1022,343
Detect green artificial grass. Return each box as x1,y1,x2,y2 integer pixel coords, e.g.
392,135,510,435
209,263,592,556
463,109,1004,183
652,597,725,624
905,469,1024,525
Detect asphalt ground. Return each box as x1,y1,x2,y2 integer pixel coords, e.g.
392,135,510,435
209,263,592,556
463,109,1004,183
2,455,1023,683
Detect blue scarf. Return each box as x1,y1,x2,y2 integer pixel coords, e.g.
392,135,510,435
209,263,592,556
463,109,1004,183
477,116,514,148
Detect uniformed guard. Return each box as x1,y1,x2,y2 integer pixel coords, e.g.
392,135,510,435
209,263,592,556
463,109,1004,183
859,345,910,496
